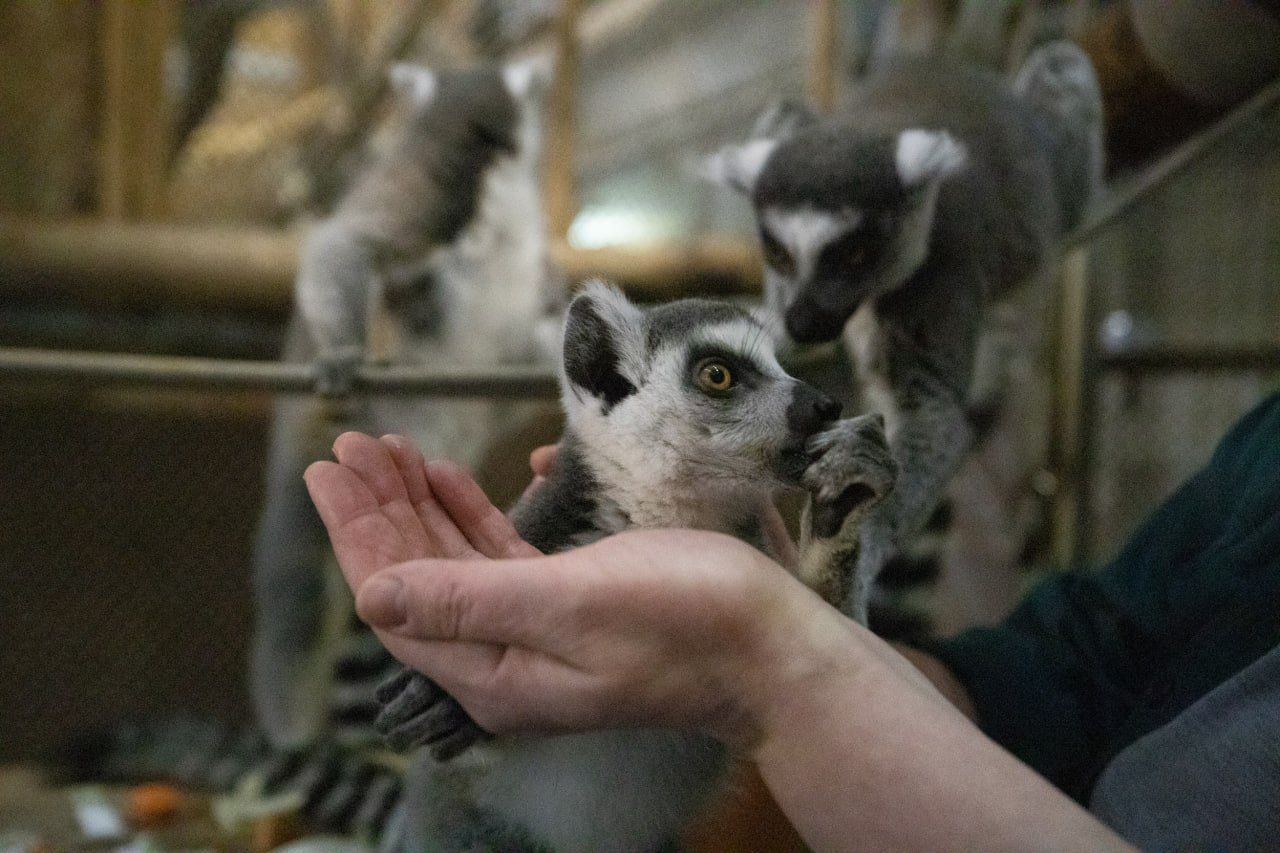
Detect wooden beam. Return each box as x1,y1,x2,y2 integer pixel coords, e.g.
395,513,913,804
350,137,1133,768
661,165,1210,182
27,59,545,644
549,238,761,301
0,217,760,315
543,0,583,240
98,0,178,220
0,217,298,313
806,0,840,113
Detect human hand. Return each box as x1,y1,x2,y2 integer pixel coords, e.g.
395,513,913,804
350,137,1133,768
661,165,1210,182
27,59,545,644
305,432,540,593
305,435,852,750
359,529,852,751
305,432,540,759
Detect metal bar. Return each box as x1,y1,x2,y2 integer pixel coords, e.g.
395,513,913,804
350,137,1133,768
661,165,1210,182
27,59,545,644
1066,74,1280,249
1099,345,1280,374
0,346,560,398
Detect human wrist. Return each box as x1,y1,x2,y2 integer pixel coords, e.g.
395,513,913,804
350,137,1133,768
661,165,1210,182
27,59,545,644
727,587,871,757
892,642,977,721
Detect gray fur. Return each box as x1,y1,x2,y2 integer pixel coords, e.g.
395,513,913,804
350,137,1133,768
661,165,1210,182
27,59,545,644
252,61,559,749
706,43,1103,619
378,283,897,852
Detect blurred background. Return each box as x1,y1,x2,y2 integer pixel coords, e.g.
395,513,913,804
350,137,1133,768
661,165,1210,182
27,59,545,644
0,0,1277,844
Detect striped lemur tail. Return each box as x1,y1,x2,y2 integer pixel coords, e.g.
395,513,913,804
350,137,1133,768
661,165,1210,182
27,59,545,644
58,716,403,841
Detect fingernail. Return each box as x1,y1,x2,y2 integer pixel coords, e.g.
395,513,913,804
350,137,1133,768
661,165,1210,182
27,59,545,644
358,575,406,627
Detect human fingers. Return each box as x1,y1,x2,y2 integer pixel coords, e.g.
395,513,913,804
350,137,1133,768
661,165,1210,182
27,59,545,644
529,444,559,478
333,432,438,558
378,434,429,504
379,435,474,558
304,460,415,588
425,460,541,559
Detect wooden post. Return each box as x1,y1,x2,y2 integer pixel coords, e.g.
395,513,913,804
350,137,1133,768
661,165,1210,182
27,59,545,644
98,0,178,221
1047,247,1096,567
806,0,840,113
543,0,583,241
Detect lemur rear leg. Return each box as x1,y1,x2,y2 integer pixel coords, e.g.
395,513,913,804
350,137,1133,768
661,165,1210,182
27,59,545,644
374,668,492,762
798,412,899,617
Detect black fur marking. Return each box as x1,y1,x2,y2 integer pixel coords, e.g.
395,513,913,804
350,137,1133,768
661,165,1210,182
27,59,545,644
508,436,608,554
564,298,636,411
381,266,444,336
813,483,876,538
786,382,841,437
754,131,912,212
339,66,520,252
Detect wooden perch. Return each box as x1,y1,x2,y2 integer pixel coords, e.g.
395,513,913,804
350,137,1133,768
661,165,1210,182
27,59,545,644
0,217,761,315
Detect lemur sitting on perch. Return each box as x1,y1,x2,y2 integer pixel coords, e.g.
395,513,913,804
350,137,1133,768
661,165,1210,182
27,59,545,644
704,42,1104,619
371,282,898,852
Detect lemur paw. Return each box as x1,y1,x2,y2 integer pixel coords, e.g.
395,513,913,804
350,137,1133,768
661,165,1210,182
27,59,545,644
375,668,492,762
803,412,897,539
314,346,363,397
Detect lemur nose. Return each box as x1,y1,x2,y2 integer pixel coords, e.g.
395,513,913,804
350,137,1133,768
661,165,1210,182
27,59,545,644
815,395,842,422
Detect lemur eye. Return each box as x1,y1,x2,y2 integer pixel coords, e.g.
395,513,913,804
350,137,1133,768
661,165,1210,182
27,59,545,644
696,359,735,394
759,228,795,277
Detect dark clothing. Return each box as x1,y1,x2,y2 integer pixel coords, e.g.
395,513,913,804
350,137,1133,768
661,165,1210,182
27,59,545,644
927,392,1280,803
1089,641,1280,849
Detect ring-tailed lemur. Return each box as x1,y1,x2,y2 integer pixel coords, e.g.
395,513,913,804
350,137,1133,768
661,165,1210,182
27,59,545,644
704,42,1104,619
252,60,561,753
370,282,898,852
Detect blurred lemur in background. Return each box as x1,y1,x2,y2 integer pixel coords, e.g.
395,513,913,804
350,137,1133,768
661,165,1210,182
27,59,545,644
707,42,1104,620
252,60,561,756
376,282,897,852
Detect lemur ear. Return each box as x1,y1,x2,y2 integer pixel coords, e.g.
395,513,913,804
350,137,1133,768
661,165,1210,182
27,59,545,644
894,129,967,188
562,281,645,411
701,138,778,195
388,63,437,106
502,55,551,99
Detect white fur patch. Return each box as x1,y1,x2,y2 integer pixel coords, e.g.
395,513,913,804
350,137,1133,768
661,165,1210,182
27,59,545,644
387,63,436,106
703,138,778,194
894,129,966,187
502,54,550,97
763,206,862,280
694,319,787,377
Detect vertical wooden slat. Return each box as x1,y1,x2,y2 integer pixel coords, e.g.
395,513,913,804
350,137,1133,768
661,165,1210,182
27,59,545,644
806,0,840,113
98,0,177,221
1047,247,1096,567
543,0,583,241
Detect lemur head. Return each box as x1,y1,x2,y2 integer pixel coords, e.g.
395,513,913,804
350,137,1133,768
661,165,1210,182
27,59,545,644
386,58,548,162
706,100,967,344
560,282,841,502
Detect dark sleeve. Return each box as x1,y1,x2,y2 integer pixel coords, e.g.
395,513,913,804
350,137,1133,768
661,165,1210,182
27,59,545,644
922,393,1280,796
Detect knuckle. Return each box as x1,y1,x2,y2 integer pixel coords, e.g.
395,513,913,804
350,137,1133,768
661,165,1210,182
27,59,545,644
426,573,470,640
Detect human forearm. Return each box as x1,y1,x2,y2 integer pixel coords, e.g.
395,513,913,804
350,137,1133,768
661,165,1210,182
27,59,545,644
749,621,1132,852
892,642,978,721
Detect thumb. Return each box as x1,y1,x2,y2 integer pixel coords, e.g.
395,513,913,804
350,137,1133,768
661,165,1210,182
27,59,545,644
355,554,574,647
